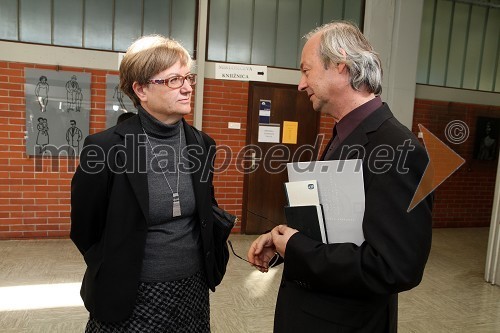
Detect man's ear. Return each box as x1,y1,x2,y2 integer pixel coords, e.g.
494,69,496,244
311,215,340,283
132,82,147,102
337,62,347,73
337,48,347,73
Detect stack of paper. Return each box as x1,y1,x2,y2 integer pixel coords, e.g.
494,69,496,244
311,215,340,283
286,160,365,246
284,180,327,243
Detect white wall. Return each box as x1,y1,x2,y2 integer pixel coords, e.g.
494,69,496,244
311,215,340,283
416,84,500,107
0,41,120,70
486,159,500,286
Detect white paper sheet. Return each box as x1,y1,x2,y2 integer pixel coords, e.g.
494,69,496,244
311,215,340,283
258,124,280,143
284,180,320,206
287,160,365,246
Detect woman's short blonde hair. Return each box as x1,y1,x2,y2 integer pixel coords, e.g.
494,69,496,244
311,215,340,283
119,35,192,107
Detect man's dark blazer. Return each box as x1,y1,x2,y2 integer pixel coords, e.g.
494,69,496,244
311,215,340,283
274,104,433,333
70,115,221,323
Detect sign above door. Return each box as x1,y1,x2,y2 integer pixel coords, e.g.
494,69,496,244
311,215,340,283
215,63,267,81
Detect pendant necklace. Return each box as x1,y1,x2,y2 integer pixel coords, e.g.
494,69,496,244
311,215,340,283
143,125,183,218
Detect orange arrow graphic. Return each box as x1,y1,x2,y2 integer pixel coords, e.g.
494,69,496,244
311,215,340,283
408,124,465,212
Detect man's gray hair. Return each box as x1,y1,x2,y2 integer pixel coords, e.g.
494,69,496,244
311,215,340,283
305,21,382,95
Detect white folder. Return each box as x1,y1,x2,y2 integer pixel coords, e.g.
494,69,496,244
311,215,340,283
287,160,365,246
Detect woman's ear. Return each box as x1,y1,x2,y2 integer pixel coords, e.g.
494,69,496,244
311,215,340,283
132,82,147,103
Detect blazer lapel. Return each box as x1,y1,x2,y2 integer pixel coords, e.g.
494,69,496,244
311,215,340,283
115,117,151,225
327,104,394,161
183,120,211,212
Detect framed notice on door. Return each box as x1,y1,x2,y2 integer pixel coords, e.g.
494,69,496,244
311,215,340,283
258,124,280,143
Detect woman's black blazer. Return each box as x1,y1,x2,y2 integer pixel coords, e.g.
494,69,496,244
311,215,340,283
70,115,219,322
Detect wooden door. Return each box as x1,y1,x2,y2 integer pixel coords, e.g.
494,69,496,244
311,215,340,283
242,82,320,234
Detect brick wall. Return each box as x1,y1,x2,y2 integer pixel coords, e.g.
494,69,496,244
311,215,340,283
0,61,116,239
0,62,261,238
413,99,500,227
201,79,249,233
1,59,496,239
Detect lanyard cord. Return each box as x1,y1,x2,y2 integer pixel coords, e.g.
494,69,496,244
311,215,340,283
142,125,182,197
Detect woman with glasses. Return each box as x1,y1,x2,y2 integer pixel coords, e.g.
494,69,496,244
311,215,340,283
71,35,226,332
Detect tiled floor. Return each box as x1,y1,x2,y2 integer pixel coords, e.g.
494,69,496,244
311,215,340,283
0,228,499,332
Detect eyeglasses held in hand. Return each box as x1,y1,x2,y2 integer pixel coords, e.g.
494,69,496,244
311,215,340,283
148,73,197,89
227,240,279,270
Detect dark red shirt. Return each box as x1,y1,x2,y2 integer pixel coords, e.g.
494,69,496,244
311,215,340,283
323,96,382,160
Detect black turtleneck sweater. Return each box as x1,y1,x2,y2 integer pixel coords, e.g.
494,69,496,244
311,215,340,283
138,107,202,282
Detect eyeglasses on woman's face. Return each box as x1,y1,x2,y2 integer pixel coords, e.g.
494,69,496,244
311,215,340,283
147,73,197,89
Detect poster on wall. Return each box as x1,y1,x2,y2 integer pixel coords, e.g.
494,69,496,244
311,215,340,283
105,74,136,128
259,99,271,124
282,121,298,144
24,69,90,157
474,117,500,161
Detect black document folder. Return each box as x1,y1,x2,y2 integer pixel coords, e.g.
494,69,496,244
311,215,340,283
284,205,327,243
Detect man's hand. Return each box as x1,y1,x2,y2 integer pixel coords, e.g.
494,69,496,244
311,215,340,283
247,232,276,273
271,225,298,257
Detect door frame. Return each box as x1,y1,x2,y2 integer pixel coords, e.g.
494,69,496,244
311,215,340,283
241,81,320,234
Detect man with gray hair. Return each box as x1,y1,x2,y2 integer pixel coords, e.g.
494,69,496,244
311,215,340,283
248,21,433,332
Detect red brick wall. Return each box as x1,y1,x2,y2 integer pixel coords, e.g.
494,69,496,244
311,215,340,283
2,59,496,239
412,99,500,227
201,79,249,233
0,61,251,238
0,61,117,239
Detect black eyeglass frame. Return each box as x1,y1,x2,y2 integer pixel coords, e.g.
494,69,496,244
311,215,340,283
147,73,197,89
227,240,280,270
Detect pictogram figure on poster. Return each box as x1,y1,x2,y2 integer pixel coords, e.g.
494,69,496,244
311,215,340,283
36,117,49,155
66,120,83,157
66,75,82,111
35,76,49,112
113,84,127,111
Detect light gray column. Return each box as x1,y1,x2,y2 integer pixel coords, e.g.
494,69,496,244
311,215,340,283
486,160,500,286
364,0,424,129
193,0,209,130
